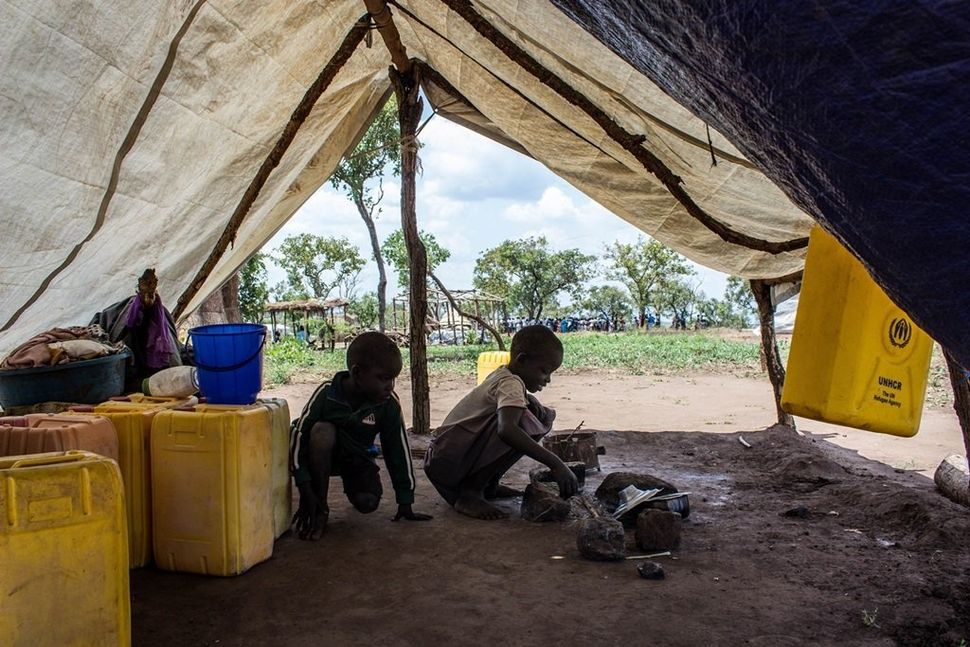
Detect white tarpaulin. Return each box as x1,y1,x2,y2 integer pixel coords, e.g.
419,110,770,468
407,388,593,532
0,0,815,355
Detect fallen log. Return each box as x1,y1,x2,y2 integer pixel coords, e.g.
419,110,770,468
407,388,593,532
934,454,969,507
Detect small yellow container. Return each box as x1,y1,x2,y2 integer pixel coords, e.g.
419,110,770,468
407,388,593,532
781,227,933,436
477,351,511,384
151,404,274,576
0,451,130,646
256,398,292,538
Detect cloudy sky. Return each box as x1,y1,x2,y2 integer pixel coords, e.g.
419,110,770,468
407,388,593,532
265,113,730,308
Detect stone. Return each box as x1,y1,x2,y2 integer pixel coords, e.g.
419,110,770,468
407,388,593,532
576,517,626,561
528,461,587,487
520,482,572,522
637,561,665,580
782,506,811,519
594,472,678,509
635,509,682,551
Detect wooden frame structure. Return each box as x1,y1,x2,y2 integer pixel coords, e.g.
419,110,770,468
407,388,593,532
392,288,503,345
265,297,350,351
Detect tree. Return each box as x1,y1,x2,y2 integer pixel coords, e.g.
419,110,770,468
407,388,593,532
605,236,694,327
661,277,702,329
696,296,732,328
382,229,450,289
269,280,301,303
724,275,756,328
273,234,365,300
581,285,631,329
238,253,269,323
348,292,379,329
474,237,595,319
330,97,401,332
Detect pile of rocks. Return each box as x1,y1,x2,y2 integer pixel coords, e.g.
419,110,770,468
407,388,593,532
520,469,687,565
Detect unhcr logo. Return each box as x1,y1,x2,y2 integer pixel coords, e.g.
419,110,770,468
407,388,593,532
888,317,913,349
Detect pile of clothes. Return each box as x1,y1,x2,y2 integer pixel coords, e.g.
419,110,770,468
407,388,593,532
0,325,125,369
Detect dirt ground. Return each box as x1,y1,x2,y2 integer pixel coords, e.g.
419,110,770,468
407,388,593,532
130,373,970,646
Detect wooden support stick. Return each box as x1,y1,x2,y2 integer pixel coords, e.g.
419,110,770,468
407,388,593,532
392,66,430,435
750,279,794,427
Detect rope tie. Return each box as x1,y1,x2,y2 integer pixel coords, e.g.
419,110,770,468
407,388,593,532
400,134,419,155
369,4,393,28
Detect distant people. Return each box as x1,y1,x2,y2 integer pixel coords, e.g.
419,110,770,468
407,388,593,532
290,332,432,540
424,325,578,520
295,325,308,344
90,268,186,392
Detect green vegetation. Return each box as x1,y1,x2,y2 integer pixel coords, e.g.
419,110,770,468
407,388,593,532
330,96,401,331
263,330,763,385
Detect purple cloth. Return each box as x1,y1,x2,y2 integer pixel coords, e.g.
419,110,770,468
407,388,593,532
125,294,176,369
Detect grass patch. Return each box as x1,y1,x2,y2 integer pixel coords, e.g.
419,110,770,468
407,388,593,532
559,331,760,374
264,330,764,385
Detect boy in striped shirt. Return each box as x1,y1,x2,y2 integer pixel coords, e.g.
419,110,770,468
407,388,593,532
290,332,432,540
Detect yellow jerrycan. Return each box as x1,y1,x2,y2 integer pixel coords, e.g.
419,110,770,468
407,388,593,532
781,226,933,437
477,351,511,385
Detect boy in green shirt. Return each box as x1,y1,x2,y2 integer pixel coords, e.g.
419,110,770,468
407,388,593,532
290,332,432,540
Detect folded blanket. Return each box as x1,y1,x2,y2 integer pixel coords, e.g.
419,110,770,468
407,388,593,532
0,325,123,369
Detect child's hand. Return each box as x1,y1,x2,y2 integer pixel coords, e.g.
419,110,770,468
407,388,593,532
552,463,579,499
392,504,433,522
292,482,328,541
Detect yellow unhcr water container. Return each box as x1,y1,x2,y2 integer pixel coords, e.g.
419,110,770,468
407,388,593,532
256,398,292,538
477,351,511,384
90,401,164,568
151,404,274,576
781,226,933,436
0,451,130,646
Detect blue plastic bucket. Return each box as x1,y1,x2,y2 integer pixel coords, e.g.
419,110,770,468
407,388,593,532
189,324,266,405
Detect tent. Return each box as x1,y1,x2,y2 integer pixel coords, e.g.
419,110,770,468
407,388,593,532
2,1,968,368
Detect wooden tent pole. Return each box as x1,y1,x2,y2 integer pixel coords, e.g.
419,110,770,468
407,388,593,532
394,68,430,435
362,0,430,433
362,0,411,74
750,279,794,427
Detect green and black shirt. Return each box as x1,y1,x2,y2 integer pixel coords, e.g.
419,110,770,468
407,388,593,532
290,371,415,505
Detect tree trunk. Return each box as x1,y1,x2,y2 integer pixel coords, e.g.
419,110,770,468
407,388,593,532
354,195,387,332
942,348,970,497
182,274,241,329
221,274,241,323
392,68,430,435
750,279,794,427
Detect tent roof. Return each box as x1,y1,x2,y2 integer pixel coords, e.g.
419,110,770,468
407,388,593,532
2,1,968,366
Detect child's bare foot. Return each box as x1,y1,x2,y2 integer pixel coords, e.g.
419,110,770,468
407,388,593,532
454,493,509,520
484,483,523,500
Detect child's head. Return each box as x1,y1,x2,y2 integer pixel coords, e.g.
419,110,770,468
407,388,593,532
508,325,563,393
346,332,403,403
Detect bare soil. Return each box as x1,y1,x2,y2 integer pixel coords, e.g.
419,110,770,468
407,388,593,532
130,373,970,646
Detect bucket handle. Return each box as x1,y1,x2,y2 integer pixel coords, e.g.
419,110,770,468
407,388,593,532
191,330,266,373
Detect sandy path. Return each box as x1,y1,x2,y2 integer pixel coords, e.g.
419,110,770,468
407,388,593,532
262,371,966,478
